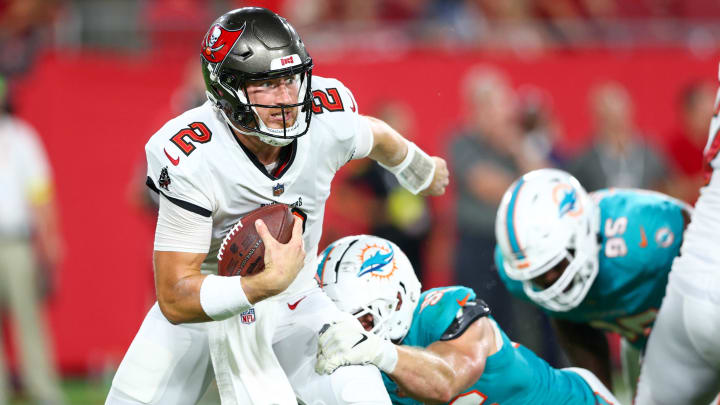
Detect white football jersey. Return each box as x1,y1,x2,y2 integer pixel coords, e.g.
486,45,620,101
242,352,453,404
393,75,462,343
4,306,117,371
145,75,373,296
669,70,720,298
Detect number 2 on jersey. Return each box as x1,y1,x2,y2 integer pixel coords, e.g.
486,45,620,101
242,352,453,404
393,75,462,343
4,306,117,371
170,122,212,156
311,88,345,114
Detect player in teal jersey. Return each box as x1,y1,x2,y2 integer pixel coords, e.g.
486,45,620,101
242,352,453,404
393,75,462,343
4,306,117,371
314,235,620,405
494,169,691,393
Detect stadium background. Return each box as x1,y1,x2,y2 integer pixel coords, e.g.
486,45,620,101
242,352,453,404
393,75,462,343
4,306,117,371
2,0,720,403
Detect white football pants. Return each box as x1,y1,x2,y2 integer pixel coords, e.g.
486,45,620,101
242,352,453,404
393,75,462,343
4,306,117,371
635,283,720,405
105,288,390,405
104,302,221,404
271,287,390,405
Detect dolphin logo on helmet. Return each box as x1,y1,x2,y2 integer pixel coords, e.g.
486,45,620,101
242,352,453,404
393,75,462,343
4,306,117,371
358,245,395,277
553,183,584,218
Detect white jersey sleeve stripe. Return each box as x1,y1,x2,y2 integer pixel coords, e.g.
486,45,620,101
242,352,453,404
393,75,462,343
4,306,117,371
146,177,212,217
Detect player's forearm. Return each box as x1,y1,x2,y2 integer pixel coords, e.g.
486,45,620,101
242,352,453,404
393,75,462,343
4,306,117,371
154,251,213,324
156,273,212,324
389,345,459,404
365,115,445,195
365,115,408,167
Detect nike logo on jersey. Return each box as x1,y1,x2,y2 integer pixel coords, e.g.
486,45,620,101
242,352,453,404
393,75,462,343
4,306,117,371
351,334,367,348
287,296,306,310
348,91,356,112
457,293,471,307
164,148,180,166
639,226,648,248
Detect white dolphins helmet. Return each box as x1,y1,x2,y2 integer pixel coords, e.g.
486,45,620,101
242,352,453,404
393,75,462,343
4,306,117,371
495,169,600,312
316,235,421,342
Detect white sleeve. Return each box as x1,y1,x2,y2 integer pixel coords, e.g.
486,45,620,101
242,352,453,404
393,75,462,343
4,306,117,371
351,115,374,160
338,84,373,162
154,194,212,253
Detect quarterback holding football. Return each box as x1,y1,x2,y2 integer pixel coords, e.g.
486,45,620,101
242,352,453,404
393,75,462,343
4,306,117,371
105,6,448,405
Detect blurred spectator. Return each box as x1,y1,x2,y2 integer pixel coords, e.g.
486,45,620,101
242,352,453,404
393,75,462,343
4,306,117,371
449,66,553,352
0,75,64,404
422,0,547,50
345,100,432,282
567,81,668,192
664,80,716,204
517,84,565,166
142,0,214,52
0,0,61,76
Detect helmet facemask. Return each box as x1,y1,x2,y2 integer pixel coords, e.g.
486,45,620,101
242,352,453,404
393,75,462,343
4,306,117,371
206,65,313,146
519,220,600,312
349,293,400,341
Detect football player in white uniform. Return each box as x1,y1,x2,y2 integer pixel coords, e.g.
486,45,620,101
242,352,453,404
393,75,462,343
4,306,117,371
634,67,720,404
105,7,449,405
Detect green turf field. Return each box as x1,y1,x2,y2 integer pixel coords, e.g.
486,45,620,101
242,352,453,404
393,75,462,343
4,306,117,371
7,371,630,404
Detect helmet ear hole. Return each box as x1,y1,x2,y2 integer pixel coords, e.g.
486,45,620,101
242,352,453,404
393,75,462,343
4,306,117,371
395,292,403,311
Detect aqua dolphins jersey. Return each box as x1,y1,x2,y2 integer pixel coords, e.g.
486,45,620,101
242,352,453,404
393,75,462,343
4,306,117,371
383,286,611,405
496,188,687,349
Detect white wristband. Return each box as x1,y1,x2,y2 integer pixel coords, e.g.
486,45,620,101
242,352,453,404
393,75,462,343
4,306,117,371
379,140,435,195
375,340,399,373
199,274,252,321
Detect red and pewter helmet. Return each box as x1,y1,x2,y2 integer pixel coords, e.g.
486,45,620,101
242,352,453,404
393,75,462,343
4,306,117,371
201,7,314,146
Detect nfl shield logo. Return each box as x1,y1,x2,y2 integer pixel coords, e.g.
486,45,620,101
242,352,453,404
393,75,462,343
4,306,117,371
273,183,284,196
240,308,255,324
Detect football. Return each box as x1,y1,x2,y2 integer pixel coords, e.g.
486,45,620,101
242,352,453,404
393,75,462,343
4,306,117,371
217,204,295,277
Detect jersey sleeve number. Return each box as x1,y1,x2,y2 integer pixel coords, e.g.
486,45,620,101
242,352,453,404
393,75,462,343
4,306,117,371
419,288,453,313
589,308,657,343
604,217,628,258
171,122,212,156
311,88,345,114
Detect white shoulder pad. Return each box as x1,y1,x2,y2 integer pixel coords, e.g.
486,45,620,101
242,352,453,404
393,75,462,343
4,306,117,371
145,108,216,217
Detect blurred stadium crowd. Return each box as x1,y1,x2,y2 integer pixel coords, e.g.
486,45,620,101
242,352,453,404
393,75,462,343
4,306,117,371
2,0,720,404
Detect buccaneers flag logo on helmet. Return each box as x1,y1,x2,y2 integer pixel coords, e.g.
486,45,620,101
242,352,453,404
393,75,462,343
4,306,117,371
201,23,245,64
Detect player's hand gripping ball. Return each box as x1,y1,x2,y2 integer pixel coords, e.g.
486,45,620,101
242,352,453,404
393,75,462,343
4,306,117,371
217,204,295,276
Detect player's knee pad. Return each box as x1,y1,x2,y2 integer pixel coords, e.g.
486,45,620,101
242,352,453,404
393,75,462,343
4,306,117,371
109,304,211,404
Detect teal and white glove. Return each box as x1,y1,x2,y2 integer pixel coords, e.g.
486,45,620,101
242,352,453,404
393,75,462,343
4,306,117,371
315,317,398,375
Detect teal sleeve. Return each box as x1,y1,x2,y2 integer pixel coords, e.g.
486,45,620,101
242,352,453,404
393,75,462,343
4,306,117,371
412,286,476,345
614,192,685,274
